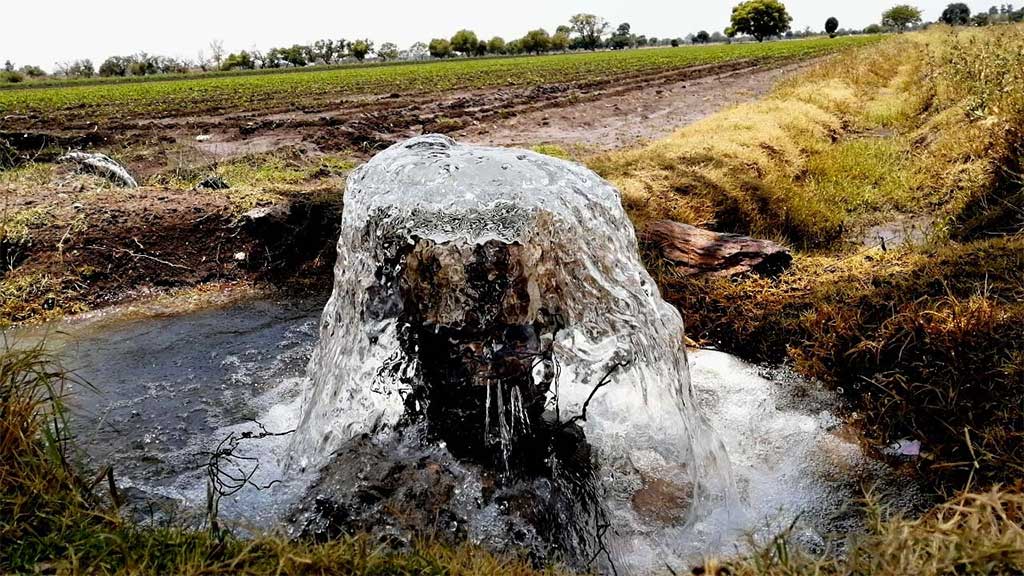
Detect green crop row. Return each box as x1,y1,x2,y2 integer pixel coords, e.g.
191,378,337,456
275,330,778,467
0,36,882,122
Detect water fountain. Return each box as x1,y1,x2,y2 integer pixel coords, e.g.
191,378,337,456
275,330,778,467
287,134,734,571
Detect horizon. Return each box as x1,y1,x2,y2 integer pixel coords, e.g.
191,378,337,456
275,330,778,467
0,1,1001,72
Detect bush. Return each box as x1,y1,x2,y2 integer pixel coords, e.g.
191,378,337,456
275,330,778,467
1,71,24,83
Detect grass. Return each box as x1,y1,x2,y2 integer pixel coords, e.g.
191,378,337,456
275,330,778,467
0,37,882,123
716,489,1024,576
601,25,1024,493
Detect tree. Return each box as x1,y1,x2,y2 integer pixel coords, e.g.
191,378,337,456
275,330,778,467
940,3,972,25
520,29,552,54
882,5,923,32
727,0,793,42
221,51,255,71
2,60,13,73
610,22,633,49
569,13,609,51
694,30,712,43
551,27,571,51
378,42,400,61
209,40,225,67
99,56,131,77
312,39,345,64
864,23,884,33
825,17,840,37
19,65,46,78
429,38,452,58
671,38,680,47
350,40,373,61
57,59,95,78
450,29,479,56
487,36,506,55
409,42,429,59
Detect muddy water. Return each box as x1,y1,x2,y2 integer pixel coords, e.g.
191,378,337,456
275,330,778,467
12,296,925,567
15,297,325,526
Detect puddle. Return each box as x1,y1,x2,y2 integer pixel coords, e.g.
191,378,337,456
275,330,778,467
9,297,926,569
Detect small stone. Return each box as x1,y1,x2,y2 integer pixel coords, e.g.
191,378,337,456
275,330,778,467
233,252,247,261
195,134,212,142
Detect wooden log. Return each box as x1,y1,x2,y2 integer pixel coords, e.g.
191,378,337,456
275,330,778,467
639,220,792,277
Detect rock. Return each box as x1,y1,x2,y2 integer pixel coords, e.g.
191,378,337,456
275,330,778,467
639,220,792,277
195,134,212,142
195,175,230,190
58,151,138,188
242,201,291,227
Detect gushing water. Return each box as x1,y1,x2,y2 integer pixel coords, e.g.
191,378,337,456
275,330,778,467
288,135,734,571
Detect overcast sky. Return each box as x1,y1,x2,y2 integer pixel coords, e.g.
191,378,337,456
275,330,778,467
1,1,992,71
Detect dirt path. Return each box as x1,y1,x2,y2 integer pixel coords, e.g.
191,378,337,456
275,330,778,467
459,62,807,151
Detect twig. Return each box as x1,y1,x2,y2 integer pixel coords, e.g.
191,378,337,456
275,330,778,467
561,361,629,430
105,246,193,271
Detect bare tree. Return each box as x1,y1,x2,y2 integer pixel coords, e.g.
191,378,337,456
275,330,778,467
196,50,210,72
209,40,225,67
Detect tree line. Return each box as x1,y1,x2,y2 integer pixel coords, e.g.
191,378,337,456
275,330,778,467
4,2,1022,84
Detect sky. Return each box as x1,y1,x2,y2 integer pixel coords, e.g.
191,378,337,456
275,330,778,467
0,1,996,72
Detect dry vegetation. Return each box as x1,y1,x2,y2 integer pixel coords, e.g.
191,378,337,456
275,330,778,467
599,26,1024,494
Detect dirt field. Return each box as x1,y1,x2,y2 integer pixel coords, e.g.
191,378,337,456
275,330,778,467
0,59,806,324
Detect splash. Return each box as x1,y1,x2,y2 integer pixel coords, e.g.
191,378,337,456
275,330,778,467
288,134,734,570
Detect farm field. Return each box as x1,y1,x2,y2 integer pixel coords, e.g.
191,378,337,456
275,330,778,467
0,36,879,123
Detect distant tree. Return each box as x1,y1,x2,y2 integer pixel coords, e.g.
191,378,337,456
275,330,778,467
826,17,840,37
649,37,659,45
450,29,479,56
408,42,429,59
56,59,95,78
312,39,345,64
671,38,680,47
19,65,46,78
521,29,552,54
506,39,524,55
940,3,972,24
99,56,129,77
694,30,712,43
221,51,255,71
882,5,923,31
378,42,400,61
487,36,507,54
350,40,373,61
2,60,13,72
209,40,225,67
711,31,728,43
726,0,793,42
473,40,488,57
569,13,609,51
429,38,453,58
551,27,571,51
609,22,633,49
864,23,885,33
